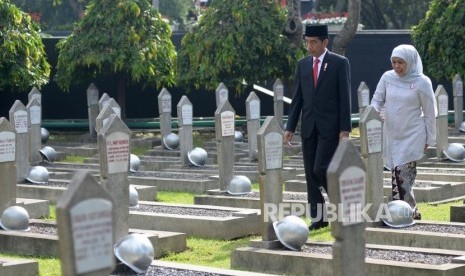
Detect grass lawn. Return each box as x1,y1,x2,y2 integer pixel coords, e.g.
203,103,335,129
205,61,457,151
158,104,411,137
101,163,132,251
2,192,463,275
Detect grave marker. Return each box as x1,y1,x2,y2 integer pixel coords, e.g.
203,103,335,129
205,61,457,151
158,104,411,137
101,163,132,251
0,117,16,215
28,87,41,106
453,74,463,129
95,103,117,134
327,139,366,276
9,100,29,182
57,170,115,276
26,98,41,165
359,106,384,226
246,92,261,161
215,99,235,191
273,79,284,128
215,82,229,107
256,116,283,247
177,96,193,166
87,83,100,137
435,85,449,159
98,93,110,112
98,114,131,242
357,82,370,116
158,88,172,149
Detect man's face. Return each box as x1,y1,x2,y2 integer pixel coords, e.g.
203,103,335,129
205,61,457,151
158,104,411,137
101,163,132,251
305,36,328,57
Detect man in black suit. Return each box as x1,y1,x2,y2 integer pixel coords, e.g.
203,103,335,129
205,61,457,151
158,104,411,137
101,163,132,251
284,24,352,231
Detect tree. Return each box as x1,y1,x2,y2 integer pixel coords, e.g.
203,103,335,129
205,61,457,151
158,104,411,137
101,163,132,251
0,0,51,92
412,0,465,82
176,0,304,94
332,0,360,56
361,0,430,29
10,0,90,32
159,0,192,31
55,0,176,119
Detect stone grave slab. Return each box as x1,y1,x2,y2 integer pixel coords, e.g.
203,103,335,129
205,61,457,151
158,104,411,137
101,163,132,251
148,260,280,276
0,257,38,276
365,221,465,251
231,242,465,276
129,201,260,240
16,198,50,219
0,219,185,259
17,180,156,204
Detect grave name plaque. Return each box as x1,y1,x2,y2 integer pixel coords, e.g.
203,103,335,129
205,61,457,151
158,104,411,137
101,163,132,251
435,85,449,159
9,101,29,182
106,132,130,174
359,106,384,226
0,118,16,214
327,139,366,276
256,116,283,246
57,170,115,276
158,88,172,148
177,96,193,166
215,100,235,191
246,92,261,160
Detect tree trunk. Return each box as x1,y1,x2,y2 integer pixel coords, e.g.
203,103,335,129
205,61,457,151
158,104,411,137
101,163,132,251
68,0,84,19
284,0,303,48
332,0,361,56
117,73,127,121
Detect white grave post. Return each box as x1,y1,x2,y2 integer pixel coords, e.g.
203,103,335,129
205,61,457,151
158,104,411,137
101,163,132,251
273,79,284,129
246,92,261,161
435,85,449,159
215,100,235,191
327,139,366,276
98,114,131,243
28,87,42,107
9,100,30,183
357,82,370,116
98,93,110,113
158,88,172,149
57,170,115,276
26,98,42,165
87,83,100,137
359,106,384,226
215,82,229,108
177,96,193,166
0,117,17,215
255,116,284,248
95,102,117,134
453,74,463,129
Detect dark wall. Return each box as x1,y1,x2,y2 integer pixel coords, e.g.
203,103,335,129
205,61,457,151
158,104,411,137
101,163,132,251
0,31,452,120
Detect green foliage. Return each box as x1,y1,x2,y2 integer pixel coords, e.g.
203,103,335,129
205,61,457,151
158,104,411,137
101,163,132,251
55,0,176,91
176,0,303,94
412,0,465,82
159,0,192,31
10,0,89,32
0,0,51,92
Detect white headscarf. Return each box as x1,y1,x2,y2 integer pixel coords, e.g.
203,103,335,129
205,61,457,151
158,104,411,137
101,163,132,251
384,44,426,88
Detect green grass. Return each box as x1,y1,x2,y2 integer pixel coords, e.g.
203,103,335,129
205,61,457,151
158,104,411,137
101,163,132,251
132,145,151,156
61,154,85,163
156,191,197,204
161,236,258,269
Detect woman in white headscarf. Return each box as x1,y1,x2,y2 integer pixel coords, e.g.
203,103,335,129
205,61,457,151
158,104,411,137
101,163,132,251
371,44,437,220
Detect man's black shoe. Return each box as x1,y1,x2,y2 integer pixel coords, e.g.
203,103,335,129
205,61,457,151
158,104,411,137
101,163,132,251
308,221,329,231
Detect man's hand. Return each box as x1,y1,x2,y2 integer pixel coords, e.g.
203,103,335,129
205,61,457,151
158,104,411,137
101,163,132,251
284,131,293,146
339,131,350,140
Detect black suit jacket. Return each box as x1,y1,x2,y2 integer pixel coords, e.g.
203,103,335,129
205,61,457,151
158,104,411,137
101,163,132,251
286,51,352,140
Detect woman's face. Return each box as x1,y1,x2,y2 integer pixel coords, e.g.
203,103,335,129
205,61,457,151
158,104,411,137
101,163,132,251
391,57,408,76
